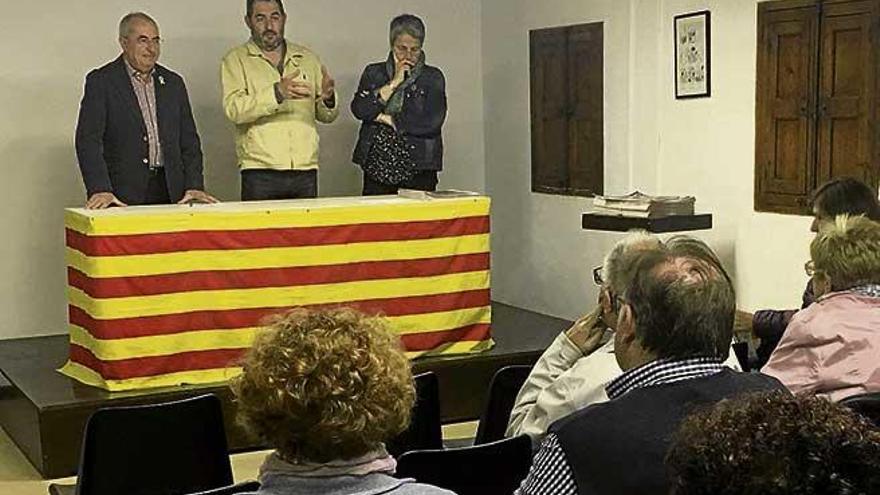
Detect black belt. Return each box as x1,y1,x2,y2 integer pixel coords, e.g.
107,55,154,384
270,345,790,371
148,167,165,176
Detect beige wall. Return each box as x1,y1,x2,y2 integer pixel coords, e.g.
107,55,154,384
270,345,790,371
482,0,813,321
0,0,485,339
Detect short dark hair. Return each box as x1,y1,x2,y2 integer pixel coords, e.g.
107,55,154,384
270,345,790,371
624,238,734,360
390,14,426,45
667,391,880,495
811,176,880,221
246,0,285,17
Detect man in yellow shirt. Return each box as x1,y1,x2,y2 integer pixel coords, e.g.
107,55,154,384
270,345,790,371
221,0,338,200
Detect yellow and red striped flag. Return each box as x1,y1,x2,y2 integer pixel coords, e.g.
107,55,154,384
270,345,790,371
60,196,492,391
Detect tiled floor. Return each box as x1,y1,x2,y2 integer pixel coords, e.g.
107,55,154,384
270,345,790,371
0,422,478,495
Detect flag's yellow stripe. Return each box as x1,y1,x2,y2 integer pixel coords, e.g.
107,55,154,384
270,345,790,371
65,198,491,236
67,234,489,278
69,271,491,320
59,360,242,392
69,325,258,360
69,306,492,361
60,338,495,392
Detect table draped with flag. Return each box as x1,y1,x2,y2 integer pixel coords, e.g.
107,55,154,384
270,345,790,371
60,195,492,391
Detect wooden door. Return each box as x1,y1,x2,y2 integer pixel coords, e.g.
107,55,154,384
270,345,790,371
755,2,820,213
816,0,878,186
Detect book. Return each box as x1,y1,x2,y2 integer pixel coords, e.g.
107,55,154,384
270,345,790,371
397,189,481,200
592,191,695,217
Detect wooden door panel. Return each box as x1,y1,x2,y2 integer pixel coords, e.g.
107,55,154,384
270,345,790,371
568,23,604,196
530,29,570,193
817,4,875,184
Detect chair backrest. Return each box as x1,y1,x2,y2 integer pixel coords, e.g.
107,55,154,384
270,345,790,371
731,341,751,372
186,480,261,495
839,391,880,427
386,372,442,457
396,435,533,495
474,365,532,445
76,394,234,495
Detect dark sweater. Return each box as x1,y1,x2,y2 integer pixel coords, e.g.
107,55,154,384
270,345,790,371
550,369,785,495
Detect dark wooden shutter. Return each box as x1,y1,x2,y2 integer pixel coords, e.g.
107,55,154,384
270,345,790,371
567,24,604,196
530,28,570,193
530,23,604,196
816,0,878,185
755,2,820,213
755,0,880,215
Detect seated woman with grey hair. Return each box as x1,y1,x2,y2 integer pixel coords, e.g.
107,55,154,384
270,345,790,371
351,14,447,195
762,214,880,401
232,307,453,495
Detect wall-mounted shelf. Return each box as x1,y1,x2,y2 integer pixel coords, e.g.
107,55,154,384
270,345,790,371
581,213,713,233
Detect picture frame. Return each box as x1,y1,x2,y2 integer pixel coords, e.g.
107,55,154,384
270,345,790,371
674,10,711,99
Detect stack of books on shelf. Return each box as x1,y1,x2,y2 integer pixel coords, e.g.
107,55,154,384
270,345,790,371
592,191,695,218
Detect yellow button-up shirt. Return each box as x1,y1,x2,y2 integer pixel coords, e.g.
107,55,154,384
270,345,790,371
221,40,338,171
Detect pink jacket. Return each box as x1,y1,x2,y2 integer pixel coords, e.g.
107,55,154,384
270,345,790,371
762,291,880,402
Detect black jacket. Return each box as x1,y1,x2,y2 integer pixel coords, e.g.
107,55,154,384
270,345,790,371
753,281,814,366
550,369,785,495
75,56,204,204
350,62,447,171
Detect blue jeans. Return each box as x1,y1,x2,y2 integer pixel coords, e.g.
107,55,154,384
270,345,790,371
241,169,317,201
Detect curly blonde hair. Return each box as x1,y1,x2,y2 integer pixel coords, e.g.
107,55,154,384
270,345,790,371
231,307,415,463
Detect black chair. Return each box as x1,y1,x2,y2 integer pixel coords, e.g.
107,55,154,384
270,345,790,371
396,435,533,495
474,365,532,445
386,371,443,457
48,394,234,495
839,391,880,427
186,481,261,494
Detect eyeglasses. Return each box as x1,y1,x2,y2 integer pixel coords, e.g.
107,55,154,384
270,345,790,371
804,259,816,277
135,36,162,48
592,266,604,286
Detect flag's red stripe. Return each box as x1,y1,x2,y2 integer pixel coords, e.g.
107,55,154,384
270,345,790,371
69,289,492,339
66,216,490,256
399,323,492,352
68,253,490,298
69,326,493,381
69,343,246,381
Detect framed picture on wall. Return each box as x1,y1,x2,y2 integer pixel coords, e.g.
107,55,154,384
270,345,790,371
674,10,711,99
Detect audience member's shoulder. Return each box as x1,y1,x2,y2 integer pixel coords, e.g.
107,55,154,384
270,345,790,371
396,481,457,494
729,368,786,390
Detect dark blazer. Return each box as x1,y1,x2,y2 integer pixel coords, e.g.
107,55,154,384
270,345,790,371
75,56,204,204
550,369,785,495
350,62,447,171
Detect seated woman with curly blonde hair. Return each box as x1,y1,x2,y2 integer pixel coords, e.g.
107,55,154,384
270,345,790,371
233,307,453,495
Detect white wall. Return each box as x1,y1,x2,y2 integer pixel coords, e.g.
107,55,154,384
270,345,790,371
0,0,485,339
482,0,812,321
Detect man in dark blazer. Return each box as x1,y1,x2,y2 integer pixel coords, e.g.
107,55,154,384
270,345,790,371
75,12,216,209
516,237,785,495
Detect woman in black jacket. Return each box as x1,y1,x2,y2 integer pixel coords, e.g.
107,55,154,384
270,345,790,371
350,14,447,195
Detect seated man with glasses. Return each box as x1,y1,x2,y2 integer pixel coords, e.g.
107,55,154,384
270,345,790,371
516,236,784,495
762,214,880,401
506,231,742,444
